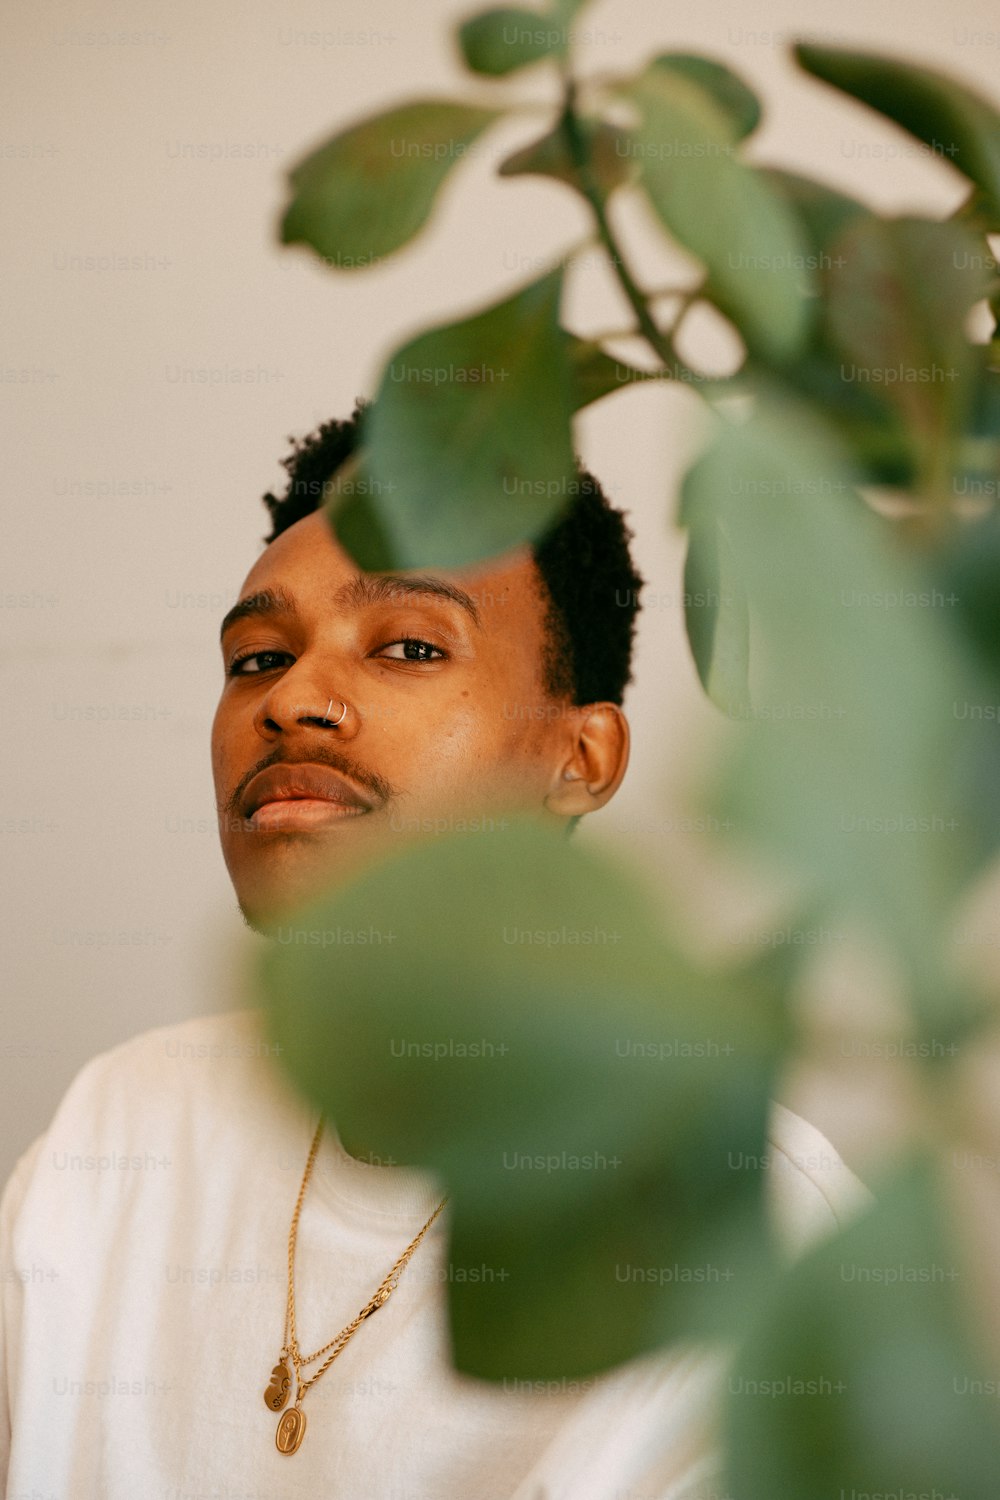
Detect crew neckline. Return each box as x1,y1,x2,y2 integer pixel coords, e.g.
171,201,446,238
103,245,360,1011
226,1003,450,1227
294,1107,449,1228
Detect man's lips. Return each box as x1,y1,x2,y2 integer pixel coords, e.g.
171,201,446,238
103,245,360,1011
241,762,377,829
249,798,369,832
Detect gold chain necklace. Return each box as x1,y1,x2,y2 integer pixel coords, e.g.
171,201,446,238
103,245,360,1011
263,1116,448,1456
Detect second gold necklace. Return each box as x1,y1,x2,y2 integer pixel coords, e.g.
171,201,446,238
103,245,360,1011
264,1116,449,1456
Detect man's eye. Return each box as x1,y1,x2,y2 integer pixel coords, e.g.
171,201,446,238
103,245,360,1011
226,639,446,675
378,639,446,662
227,650,290,676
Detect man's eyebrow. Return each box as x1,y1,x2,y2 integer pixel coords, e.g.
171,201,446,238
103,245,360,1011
338,573,483,629
219,573,482,645
219,585,296,644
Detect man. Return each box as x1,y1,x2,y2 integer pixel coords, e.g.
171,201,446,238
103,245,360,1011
214,400,640,930
0,404,871,1498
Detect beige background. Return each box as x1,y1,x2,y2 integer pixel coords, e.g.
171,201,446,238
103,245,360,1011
3,0,998,1188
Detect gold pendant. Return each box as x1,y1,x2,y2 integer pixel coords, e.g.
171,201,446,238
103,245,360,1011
264,1358,292,1412
276,1404,307,1455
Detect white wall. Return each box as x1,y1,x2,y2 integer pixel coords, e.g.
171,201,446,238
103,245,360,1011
3,0,997,1186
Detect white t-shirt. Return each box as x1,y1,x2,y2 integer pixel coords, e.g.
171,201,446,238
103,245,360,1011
0,1008,872,1499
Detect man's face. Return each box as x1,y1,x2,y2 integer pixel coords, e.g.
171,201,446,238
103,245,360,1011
211,510,589,930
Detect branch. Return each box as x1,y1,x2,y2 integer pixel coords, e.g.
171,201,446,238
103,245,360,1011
558,75,705,388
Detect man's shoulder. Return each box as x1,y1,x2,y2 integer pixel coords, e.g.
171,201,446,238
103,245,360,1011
79,1006,267,1069
59,1007,280,1107
3,1010,288,1200
43,1008,261,1116
765,1099,874,1256
1,1009,302,1247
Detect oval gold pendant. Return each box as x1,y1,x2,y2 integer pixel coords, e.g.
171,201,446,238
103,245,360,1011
275,1404,307,1455
264,1358,292,1412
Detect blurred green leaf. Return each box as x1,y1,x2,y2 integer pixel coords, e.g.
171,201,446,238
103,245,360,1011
825,216,992,489
685,386,985,1034
749,172,917,484
318,451,399,573
758,167,871,266
257,816,788,1379
324,326,650,571
498,113,634,195
647,53,762,142
620,66,814,362
951,185,1000,235
327,268,576,569
794,45,1000,222
458,5,571,76
682,510,752,715
929,504,1000,868
562,332,658,408
725,1157,1000,1500
280,100,503,265
778,346,916,487
953,356,1000,498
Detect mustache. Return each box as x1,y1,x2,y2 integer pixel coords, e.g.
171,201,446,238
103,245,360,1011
228,748,396,818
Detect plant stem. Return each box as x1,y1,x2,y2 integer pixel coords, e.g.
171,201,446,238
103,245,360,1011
559,76,703,386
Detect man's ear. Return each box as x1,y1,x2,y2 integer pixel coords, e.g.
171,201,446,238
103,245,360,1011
543,703,630,819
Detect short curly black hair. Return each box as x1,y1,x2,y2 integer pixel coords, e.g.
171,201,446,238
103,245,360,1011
261,399,644,707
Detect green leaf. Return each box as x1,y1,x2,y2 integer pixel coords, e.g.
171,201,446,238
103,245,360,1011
647,53,762,142
747,175,916,483
825,216,992,484
280,100,503,265
458,6,570,76
929,499,1000,871
324,330,648,572
773,346,915,486
257,816,787,1379
930,499,1000,853
956,358,1000,494
562,333,658,409
685,385,986,1034
725,1158,1000,1500
550,0,593,18
498,114,634,196
326,268,577,570
795,45,1000,222
758,167,872,264
458,0,594,76
619,66,814,362
934,483,1000,678
682,510,752,715
317,451,399,573
951,185,1000,235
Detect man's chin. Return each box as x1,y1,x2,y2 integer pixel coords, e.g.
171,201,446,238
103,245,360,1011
235,872,350,938
228,832,377,938
226,795,550,936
